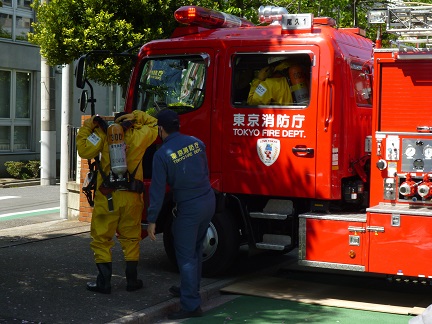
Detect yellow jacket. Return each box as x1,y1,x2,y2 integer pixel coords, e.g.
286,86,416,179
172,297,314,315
76,110,158,186
247,76,293,106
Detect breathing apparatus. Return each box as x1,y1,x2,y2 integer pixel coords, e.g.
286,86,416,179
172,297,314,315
99,115,144,194
83,114,145,211
107,123,128,181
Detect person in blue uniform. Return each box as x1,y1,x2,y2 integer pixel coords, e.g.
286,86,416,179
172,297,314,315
147,109,215,320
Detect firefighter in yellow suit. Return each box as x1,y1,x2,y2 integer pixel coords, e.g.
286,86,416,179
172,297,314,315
76,110,158,294
247,58,293,106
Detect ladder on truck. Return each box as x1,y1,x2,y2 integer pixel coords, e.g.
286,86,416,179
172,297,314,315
369,4,432,47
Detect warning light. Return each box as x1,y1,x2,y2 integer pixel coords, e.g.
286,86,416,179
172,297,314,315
174,6,255,29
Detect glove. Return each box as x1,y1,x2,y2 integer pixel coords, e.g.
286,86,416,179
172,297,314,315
115,113,135,132
83,116,97,130
115,113,134,123
257,66,273,81
93,115,108,133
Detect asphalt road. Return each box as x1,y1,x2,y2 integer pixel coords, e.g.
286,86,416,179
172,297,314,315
0,184,294,323
1,184,427,324
0,184,60,229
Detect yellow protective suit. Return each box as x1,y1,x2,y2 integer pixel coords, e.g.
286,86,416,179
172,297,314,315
247,76,293,105
76,110,158,263
247,60,293,106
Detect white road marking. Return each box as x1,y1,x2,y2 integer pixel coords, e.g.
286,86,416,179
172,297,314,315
0,196,20,200
0,207,60,218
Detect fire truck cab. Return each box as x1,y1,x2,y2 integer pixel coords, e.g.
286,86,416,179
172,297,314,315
126,6,375,276
77,5,375,276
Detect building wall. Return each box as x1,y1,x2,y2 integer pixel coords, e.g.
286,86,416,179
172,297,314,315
0,1,126,178
0,42,123,177
0,41,42,176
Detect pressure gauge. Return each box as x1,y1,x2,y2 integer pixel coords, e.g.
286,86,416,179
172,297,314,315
405,145,416,157
424,146,432,159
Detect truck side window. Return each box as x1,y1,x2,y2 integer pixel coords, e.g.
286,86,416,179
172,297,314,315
350,62,372,107
135,56,206,115
232,54,311,108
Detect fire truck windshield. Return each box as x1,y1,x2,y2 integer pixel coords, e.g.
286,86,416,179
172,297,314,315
136,55,206,114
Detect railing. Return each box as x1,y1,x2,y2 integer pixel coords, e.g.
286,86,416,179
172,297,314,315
69,126,78,181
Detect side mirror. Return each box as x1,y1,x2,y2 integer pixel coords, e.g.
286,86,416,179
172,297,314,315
75,55,87,89
79,90,88,112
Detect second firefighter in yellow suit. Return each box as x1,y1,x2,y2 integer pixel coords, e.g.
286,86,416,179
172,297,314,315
76,110,158,294
247,59,293,106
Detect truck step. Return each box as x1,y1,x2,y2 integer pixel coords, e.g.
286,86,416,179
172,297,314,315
255,234,292,251
250,199,293,220
250,212,288,220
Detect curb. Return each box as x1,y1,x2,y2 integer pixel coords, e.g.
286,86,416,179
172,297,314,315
108,278,237,323
0,179,41,188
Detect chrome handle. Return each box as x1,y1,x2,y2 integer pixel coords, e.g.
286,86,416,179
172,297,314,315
348,226,366,233
367,226,385,233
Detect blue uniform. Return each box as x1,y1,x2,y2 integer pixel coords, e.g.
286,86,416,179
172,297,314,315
147,132,215,312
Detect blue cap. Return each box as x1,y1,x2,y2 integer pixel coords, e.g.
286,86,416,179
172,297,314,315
156,109,179,128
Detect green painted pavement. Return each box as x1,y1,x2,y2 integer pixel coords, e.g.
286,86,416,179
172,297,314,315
0,207,60,221
185,295,414,323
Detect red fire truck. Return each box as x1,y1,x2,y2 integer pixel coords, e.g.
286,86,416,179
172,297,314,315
361,6,432,281
300,5,432,282
77,5,377,277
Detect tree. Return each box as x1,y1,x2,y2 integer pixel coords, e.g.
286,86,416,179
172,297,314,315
29,0,183,85
31,0,430,86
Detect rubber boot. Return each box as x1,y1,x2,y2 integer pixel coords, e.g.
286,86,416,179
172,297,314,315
86,262,112,294
125,261,143,292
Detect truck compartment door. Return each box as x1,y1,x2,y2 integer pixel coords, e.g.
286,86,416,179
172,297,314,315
367,212,432,278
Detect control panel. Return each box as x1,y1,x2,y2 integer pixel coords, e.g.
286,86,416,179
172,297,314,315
376,135,432,205
401,139,432,172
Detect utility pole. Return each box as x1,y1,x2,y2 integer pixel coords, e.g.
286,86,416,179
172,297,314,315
40,56,56,186
60,64,73,219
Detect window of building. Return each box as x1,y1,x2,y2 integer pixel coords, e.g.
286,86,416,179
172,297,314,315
15,15,32,41
0,70,33,152
0,0,34,41
0,71,11,118
0,13,13,39
232,53,312,108
17,0,32,9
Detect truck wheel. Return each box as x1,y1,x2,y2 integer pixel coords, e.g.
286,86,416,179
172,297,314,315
163,210,240,277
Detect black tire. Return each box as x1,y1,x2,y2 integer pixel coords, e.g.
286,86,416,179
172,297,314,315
162,210,240,277
162,216,178,272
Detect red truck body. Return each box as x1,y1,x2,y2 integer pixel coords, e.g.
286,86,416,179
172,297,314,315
80,6,432,279
366,48,432,278
121,6,375,276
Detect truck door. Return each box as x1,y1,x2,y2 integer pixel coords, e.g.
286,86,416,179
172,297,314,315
222,48,320,198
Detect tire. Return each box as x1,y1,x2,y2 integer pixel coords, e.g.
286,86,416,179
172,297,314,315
162,210,240,277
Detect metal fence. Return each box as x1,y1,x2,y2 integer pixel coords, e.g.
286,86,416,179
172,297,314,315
69,126,78,181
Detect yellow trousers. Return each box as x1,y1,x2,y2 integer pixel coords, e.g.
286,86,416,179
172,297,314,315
90,190,143,263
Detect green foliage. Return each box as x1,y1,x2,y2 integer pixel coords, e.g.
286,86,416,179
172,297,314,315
4,160,41,180
28,0,432,87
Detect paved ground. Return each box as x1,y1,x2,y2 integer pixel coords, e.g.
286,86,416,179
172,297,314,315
0,182,428,324
0,216,242,324
0,183,296,323
0,182,239,323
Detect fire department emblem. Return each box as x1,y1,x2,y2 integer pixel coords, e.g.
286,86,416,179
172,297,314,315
257,138,280,166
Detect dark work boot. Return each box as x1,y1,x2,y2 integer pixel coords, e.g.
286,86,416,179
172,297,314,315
86,263,112,294
125,261,143,292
